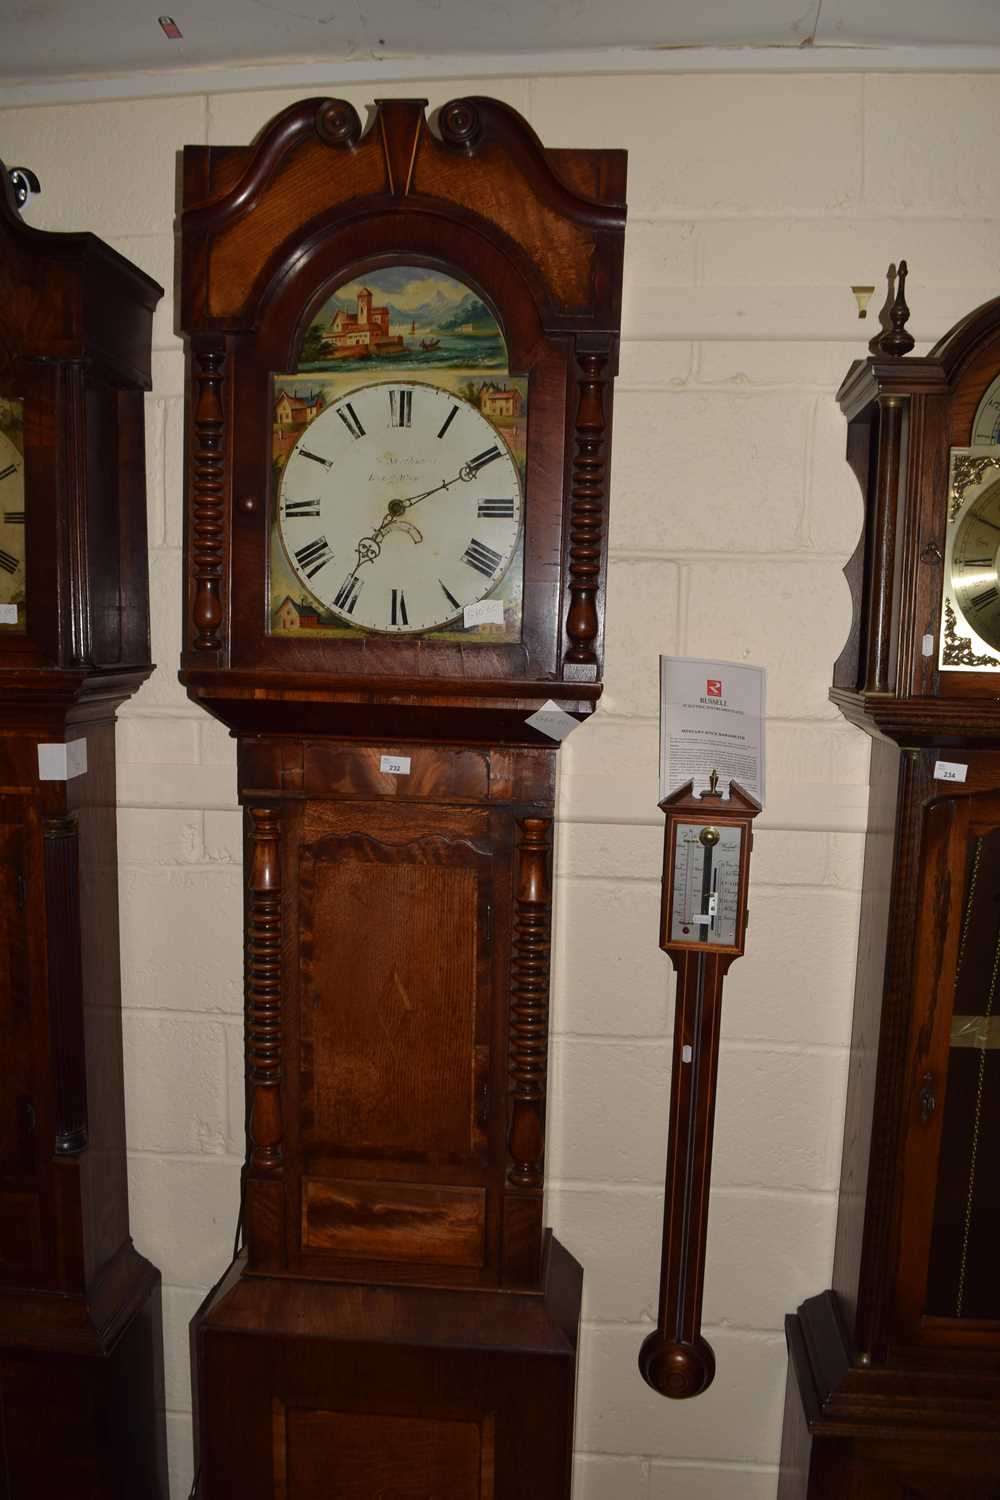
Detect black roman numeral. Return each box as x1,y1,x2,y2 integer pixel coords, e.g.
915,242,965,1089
439,579,461,610
298,447,332,469
465,445,501,476
391,588,408,627
293,536,334,580
284,498,321,517
437,405,458,440
3,511,24,524
0,548,19,575
337,403,365,440
963,557,994,567
389,390,412,428
462,538,503,579
477,498,515,518
971,586,1000,611
333,574,363,614
0,464,17,483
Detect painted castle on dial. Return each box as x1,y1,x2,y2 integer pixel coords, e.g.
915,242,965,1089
322,287,405,358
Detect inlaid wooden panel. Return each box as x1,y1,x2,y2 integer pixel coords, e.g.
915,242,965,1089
275,1404,493,1500
299,824,487,1159
302,1179,486,1266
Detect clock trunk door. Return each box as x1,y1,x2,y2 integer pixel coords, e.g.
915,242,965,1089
895,785,1000,1350
290,800,505,1282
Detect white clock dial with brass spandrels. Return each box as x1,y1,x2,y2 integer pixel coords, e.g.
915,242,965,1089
277,380,522,635
941,447,1000,671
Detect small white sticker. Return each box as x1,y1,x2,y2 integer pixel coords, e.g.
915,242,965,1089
464,598,505,628
933,759,968,784
0,604,17,625
38,739,88,782
379,754,411,776
525,700,580,742
681,1045,693,1064
922,633,935,657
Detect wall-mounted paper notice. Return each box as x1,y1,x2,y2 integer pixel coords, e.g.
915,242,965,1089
38,739,88,782
659,657,766,807
525,700,580,742
0,605,17,625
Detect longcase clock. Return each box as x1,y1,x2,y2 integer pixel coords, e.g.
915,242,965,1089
178,97,625,1498
0,165,167,1495
779,270,1000,1497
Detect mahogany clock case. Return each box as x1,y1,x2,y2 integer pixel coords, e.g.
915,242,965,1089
178,98,625,1500
0,168,168,1496
779,290,1000,1498
179,94,626,744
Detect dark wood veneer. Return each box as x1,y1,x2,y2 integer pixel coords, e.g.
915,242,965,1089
0,163,167,1497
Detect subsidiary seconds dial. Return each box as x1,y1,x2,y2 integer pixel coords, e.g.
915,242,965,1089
277,381,522,634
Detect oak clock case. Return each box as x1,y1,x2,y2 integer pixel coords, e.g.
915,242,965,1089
778,273,1000,1500
0,165,167,1496
178,97,625,1499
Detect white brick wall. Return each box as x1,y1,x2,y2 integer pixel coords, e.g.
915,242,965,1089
4,67,995,1499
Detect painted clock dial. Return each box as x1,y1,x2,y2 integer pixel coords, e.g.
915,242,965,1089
0,399,26,631
277,380,522,634
269,263,529,643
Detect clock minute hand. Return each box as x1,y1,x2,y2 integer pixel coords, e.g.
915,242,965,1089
395,450,502,512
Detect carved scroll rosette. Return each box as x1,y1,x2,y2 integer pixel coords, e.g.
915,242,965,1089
507,816,553,1191
246,806,283,1175
564,348,610,680
190,340,227,652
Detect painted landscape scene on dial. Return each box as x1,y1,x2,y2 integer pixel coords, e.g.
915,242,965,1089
296,265,507,374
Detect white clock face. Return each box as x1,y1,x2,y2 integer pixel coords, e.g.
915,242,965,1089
276,381,522,634
971,372,1000,445
0,417,26,629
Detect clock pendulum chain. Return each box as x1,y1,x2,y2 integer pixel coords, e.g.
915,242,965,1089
638,773,759,1400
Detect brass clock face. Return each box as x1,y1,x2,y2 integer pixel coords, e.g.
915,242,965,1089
268,264,529,643
0,399,26,633
941,448,1000,671
277,380,522,635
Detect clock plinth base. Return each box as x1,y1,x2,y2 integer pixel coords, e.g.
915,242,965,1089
193,1234,582,1500
0,1249,168,1500
779,1295,1000,1500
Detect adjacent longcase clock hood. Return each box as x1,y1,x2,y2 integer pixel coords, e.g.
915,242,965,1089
834,265,1000,744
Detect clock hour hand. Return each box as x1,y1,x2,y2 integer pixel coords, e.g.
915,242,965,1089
352,514,424,572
